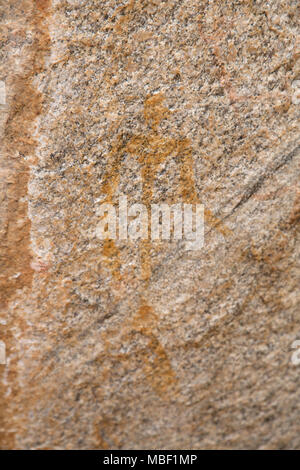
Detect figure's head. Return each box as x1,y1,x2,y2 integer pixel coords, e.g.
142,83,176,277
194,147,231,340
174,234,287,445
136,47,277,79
143,93,170,130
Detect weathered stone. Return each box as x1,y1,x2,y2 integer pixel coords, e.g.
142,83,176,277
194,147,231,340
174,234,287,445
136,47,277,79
0,0,299,449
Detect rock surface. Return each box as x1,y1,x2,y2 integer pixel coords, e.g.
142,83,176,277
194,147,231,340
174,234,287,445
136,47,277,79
0,0,299,449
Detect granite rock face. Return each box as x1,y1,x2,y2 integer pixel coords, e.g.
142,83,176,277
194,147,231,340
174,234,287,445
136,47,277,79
0,0,299,449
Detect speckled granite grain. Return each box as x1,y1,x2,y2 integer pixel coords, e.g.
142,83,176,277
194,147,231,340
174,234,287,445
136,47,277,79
0,0,299,449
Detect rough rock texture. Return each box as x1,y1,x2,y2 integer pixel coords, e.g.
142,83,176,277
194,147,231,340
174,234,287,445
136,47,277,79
0,0,299,449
